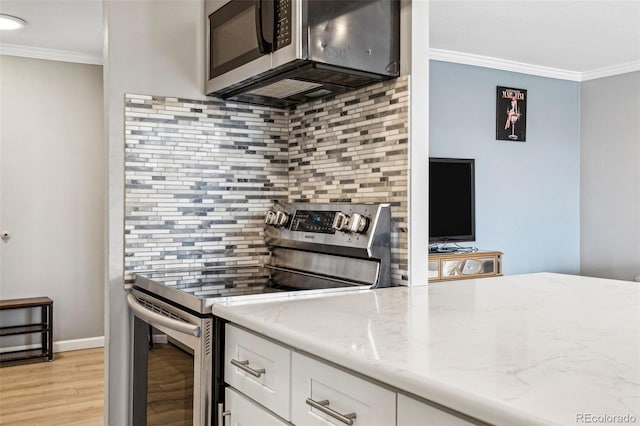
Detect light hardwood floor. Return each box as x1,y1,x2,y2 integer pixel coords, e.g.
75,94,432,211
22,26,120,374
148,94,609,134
0,348,104,425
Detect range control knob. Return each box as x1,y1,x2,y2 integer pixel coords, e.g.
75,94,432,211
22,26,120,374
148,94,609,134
332,212,350,232
333,212,370,233
264,210,277,225
274,210,289,227
348,213,369,234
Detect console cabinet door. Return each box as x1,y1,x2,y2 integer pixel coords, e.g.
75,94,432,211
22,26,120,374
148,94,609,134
397,394,474,426
224,387,288,426
291,352,396,426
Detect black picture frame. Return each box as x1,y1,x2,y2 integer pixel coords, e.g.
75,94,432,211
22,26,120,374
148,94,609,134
496,86,527,142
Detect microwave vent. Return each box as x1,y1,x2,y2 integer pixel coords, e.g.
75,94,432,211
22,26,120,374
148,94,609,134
247,79,323,99
305,88,333,98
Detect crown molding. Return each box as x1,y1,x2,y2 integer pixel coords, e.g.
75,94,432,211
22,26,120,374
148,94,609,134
0,43,102,65
429,48,640,82
429,48,582,81
580,61,640,82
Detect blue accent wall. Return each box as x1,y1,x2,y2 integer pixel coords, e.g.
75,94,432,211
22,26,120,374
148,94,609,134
429,61,580,275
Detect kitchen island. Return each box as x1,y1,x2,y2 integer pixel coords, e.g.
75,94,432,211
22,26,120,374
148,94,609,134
212,273,639,425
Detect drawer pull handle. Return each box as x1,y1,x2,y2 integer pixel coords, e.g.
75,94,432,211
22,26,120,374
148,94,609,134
230,359,266,378
306,398,357,425
217,403,230,425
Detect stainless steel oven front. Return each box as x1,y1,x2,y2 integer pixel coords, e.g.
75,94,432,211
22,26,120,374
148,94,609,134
128,289,213,426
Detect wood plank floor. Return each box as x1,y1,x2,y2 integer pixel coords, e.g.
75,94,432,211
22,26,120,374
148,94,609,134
0,348,104,425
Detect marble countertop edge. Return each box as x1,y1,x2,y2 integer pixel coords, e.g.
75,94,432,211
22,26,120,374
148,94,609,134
212,273,639,426
213,302,555,426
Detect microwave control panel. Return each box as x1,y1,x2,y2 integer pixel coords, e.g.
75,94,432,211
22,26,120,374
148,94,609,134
276,0,292,49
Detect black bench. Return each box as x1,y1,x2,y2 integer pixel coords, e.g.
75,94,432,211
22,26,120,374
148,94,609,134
0,297,53,365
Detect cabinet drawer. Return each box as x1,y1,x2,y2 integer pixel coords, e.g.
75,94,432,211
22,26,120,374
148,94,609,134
292,352,396,426
224,387,288,426
224,324,291,420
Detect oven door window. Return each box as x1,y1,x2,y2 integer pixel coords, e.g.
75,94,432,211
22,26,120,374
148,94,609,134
209,0,268,79
133,319,194,425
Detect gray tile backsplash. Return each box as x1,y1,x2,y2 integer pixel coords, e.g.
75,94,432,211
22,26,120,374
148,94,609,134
287,78,409,284
124,95,289,276
125,76,408,284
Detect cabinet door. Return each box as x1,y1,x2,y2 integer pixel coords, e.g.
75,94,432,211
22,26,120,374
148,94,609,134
224,387,288,426
224,324,291,420
292,353,396,426
397,394,474,426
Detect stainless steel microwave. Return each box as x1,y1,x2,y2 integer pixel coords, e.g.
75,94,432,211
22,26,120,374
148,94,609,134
205,0,400,108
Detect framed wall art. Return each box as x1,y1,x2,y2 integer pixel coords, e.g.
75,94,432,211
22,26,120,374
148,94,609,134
496,86,527,142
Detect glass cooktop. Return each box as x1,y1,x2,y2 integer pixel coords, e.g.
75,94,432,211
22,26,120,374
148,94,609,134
133,266,296,314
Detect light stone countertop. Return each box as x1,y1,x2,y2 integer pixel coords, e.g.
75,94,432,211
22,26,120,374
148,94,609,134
212,272,640,425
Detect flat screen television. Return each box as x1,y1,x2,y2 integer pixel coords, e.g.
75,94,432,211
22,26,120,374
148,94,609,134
429,157,475,243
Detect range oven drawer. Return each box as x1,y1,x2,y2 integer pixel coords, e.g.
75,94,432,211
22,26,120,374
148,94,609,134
224,324,292,420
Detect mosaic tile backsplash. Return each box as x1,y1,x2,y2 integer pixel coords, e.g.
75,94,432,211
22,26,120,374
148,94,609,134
125,76,409,284
287,78,409,283
124,95,289,276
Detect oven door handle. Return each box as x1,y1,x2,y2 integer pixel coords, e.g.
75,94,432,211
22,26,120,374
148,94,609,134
126,293,201,337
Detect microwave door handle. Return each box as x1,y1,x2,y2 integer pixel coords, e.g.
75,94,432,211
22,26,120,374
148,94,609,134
255,0,274,53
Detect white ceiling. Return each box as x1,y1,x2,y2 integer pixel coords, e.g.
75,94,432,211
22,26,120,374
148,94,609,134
0,0,638,79
0,0,102,64
430,0,640,75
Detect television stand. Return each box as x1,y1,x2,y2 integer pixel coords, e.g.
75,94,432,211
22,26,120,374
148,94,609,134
428,250,502,282
429,246,476,254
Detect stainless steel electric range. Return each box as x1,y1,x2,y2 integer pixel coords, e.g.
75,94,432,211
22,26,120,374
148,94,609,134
128,202,391,426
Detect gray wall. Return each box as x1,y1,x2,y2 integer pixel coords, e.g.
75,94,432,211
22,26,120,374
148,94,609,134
0,56,105,345
580,71,640,281
104,1,205,423
429,61,581,275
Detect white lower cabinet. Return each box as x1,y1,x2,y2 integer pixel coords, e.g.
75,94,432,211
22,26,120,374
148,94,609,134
225,324,291,420
397,394,474,426
224,387,288,426
291,352,396,426
223,323,476,426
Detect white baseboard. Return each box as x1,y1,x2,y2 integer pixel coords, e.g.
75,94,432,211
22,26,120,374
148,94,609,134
0,336,105,354
54,336,104,352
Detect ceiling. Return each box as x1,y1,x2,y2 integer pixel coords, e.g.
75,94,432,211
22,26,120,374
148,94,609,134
430,0,640,76
0,0,638,78
0,0,102,64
